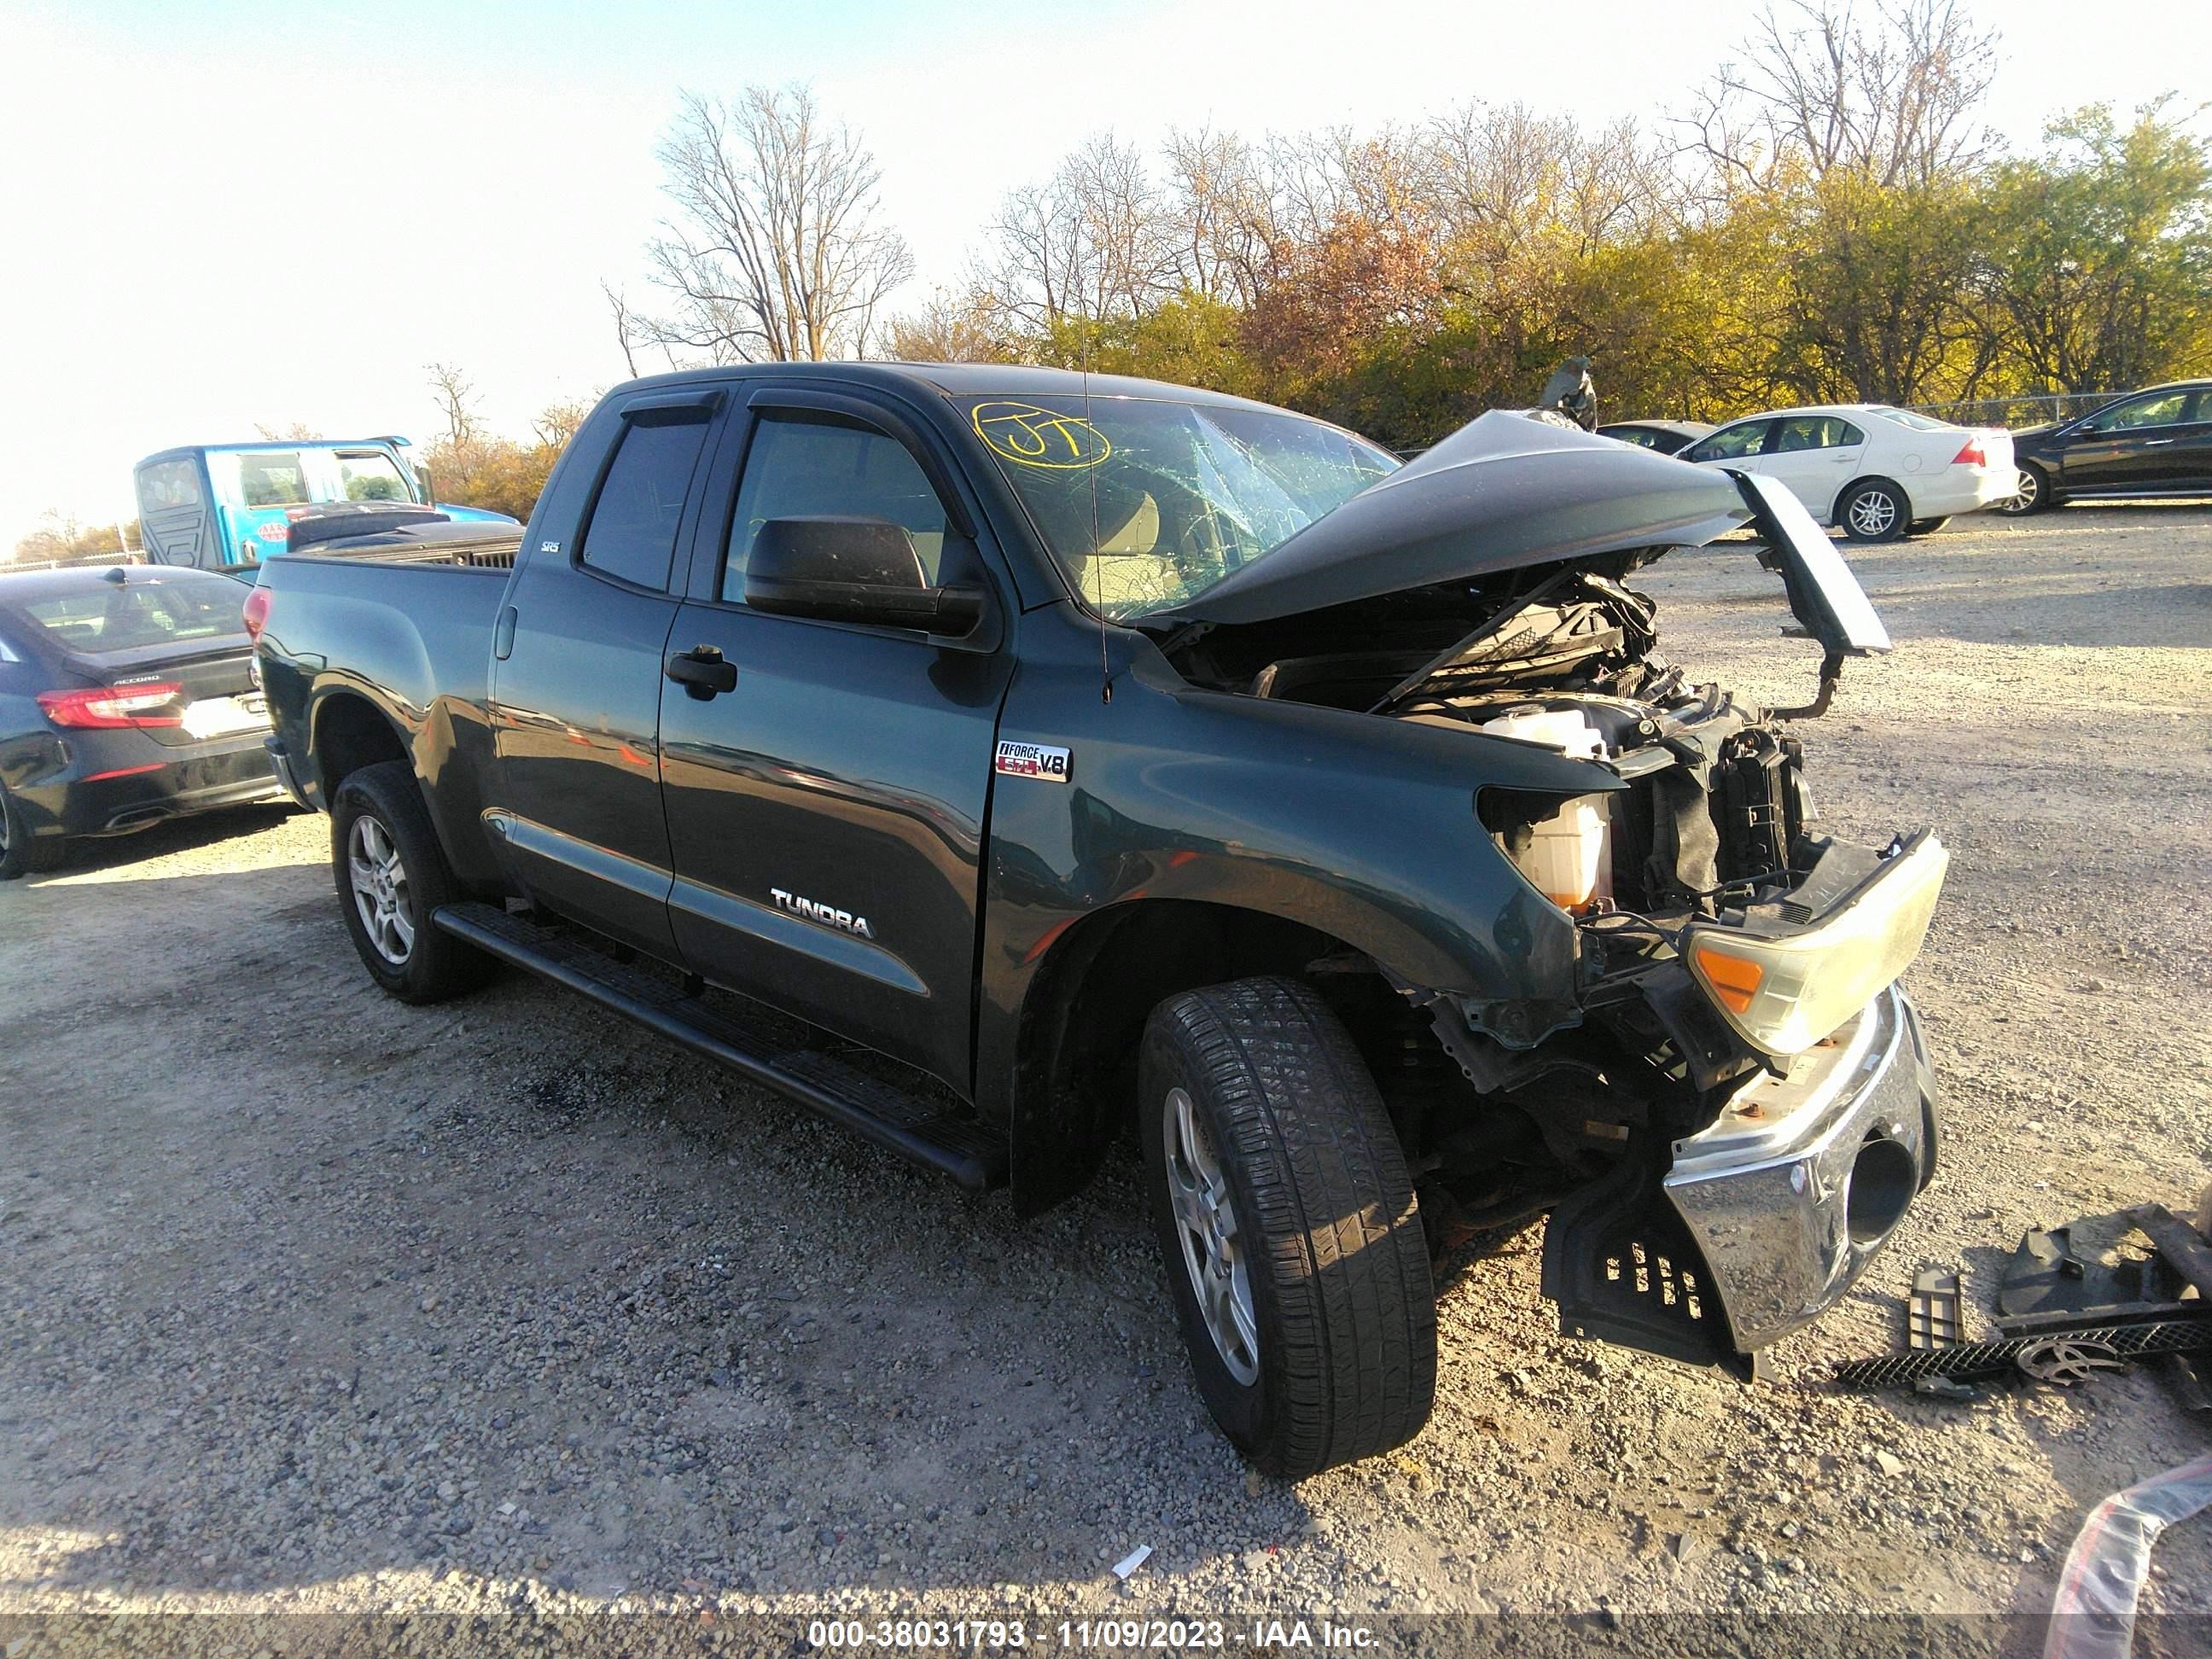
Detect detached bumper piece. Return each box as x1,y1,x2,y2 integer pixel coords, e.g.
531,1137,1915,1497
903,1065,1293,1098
1545,984,1940,1372
1836,1305,2212,1391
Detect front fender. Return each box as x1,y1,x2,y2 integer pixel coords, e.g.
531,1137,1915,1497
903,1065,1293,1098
974,609,1615,1128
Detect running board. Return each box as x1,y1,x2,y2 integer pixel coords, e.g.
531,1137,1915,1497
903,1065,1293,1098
432,901,1007,1190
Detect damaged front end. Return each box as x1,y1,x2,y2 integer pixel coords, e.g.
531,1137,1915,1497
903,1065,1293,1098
1144,414,1947,1376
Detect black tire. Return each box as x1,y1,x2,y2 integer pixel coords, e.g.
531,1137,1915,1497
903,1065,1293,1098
1994,461,2052,516
0,783,63,881
329,760,492,1003
1837,478,1910,543
1906,516,1950,537
1139,976,1436,1477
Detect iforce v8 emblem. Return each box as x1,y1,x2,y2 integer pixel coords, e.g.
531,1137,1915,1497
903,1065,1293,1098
994,740,1072,783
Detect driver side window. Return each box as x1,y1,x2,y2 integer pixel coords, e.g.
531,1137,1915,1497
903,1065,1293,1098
722,414,949,604
1686,421,1770,463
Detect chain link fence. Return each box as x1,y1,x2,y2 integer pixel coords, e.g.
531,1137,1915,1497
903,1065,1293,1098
1906,391,2123,430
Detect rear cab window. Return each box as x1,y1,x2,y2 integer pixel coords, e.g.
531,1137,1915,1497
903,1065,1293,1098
236,453,311,507
335,450,410,502
17,581,240,654
577,416,714,591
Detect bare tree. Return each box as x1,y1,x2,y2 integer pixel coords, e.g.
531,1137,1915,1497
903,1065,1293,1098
641,85,913,363
1161,125,1274,304
425,364,480,447
601,281,646,378
532,398,595,450
1681,0,2000,196
983,133,1184,329
253,420,325,442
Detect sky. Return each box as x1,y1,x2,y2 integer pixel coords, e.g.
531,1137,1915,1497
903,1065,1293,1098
3,0,2206,541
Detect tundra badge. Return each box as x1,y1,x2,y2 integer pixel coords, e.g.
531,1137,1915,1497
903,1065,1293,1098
771,888,874,940
995,740,1072,783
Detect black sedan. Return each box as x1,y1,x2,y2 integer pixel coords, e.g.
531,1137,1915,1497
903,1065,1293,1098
0,565,282,877
1596,419,1714,456
1998,380,2212,515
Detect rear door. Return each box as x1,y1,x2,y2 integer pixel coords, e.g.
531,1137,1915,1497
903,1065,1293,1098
2164,390,2212,490
1752,415,1867,520
486,387,725,957
656,383,1015,1090
135,457,220,571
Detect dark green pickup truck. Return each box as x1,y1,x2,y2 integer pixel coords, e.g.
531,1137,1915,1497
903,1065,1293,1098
253,364,1947,1476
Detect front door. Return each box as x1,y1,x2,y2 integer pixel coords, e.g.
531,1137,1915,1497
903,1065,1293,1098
486,387,725,956
658,389,1013,1090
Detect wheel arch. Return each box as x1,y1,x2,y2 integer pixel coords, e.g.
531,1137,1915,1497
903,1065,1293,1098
311,690,410,803
1004,896,1408,1217
1832,472,1913,527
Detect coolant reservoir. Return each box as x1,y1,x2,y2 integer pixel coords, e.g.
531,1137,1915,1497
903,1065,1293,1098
1481,707,1612,912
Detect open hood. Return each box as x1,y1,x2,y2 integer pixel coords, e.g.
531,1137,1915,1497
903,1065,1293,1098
1142,410,1889,666
1144,411,1750,629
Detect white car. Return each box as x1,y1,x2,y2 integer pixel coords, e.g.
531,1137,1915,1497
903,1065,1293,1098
1676,405,2015,542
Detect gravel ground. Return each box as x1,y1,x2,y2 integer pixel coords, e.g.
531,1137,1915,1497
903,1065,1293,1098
2,505,2209,1636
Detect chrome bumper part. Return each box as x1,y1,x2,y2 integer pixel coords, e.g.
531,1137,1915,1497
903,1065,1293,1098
1662,984,1938,1351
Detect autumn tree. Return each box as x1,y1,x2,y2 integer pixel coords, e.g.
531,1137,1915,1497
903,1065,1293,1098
641,84,912,363
1973,101,2212,393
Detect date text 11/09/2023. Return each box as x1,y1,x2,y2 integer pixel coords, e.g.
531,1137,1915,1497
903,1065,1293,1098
804,1620,1379,1650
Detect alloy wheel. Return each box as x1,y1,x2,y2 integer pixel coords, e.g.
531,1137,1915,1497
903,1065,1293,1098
2003,467,2040,514
1162,1086,1260,1385
1848,489,1898,538
347,813,415,965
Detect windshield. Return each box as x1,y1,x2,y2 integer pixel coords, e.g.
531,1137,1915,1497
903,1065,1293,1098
962,395,1397,620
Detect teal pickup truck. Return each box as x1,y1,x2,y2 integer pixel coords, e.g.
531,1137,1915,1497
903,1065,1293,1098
133,438,515,576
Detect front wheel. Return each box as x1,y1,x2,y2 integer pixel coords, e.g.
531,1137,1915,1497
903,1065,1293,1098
1140,977,1436,1477
329,760,492,1003
1838,479,1909,543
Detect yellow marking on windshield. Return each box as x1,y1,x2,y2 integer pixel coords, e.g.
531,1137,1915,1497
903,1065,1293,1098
971,401,1113,469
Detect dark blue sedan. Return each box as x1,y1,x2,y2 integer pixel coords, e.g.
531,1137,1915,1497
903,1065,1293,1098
0,564,282,877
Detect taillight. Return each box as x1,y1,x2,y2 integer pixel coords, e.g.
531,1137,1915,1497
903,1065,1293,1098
37,683,185,729
1952,438,1988,468
242,585,272,642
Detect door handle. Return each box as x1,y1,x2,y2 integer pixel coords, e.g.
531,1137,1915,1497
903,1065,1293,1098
493,605,517,661
665,645,736,698
2145,438,2176,446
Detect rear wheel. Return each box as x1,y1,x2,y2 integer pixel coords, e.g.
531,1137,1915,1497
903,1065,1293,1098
1140,976,1436,1476
0,783,63,881
329,760,492,1003
1838,479,1909,543
1994,462,2051,516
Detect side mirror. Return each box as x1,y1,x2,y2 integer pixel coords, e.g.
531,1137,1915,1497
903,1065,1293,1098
413,462,436,506
744,515,986,637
